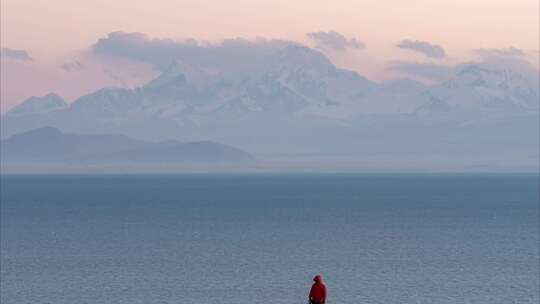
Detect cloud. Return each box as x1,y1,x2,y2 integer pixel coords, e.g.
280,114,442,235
60,59,85,72
1,48,33,61
474,47,525,58
396,39,446,59
306,30,365,51
92,31,296,72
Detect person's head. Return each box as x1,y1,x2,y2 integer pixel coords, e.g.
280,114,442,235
313,275,322,283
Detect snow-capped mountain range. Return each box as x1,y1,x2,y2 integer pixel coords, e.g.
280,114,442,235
2,45,538,165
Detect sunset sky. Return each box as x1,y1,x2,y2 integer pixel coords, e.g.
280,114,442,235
1,0,538,110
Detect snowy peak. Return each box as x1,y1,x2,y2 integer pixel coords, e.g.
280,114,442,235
70,87,144,116
425,64,539,112
6,93,68,116
453,65,535,91
256,45,377,110
269,45,336,75
145,60,216,90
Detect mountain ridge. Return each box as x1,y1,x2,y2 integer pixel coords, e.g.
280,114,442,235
1,44,538,167
1,127,255,164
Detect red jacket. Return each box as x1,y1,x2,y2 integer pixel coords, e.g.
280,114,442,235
309,275,327,302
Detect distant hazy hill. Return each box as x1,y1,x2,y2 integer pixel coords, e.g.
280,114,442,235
1,127,255,164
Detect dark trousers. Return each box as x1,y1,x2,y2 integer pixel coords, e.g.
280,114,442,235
310,300,323,304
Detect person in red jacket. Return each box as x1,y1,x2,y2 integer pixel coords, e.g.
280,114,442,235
309,275,327,304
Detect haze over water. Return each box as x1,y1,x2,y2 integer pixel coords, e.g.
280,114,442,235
1,173,538,303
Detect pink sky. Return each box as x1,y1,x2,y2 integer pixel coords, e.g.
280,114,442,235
1,0,538,111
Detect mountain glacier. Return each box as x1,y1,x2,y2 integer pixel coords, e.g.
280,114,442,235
2,45,538,168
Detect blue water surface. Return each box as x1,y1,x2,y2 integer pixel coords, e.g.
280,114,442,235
1,174,538,303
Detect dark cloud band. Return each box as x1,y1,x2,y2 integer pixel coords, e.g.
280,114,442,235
1,48,33,61
306,30,365,51
396,39,446,59
92,32,296,71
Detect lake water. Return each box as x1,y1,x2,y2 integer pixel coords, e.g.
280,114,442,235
1,174,538,303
